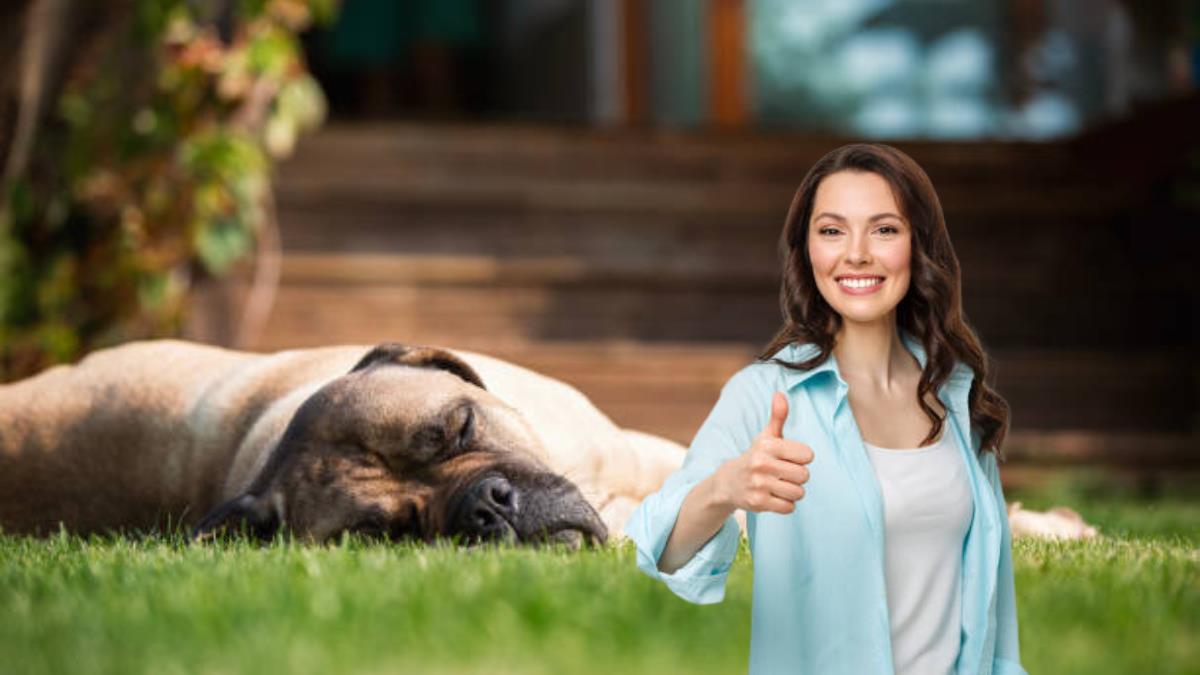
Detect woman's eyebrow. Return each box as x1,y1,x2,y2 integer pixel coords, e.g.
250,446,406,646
813,212,904,222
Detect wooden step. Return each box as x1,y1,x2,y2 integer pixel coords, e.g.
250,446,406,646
274,249,1184,296
1001,430,1199,468
256,281,783,347
275,169,1137,224
280,123,1083,186
261,252,1191,350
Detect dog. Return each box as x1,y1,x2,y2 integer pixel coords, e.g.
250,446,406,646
0,340,685,546
0,339,1096,545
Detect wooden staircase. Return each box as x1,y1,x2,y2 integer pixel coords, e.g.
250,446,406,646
244,117,1199,492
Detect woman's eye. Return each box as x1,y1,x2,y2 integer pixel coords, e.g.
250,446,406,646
817,225,898,235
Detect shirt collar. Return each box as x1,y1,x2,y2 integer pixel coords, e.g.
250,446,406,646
775,330,976,394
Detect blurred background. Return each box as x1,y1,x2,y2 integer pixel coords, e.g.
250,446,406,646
2,0,1197,497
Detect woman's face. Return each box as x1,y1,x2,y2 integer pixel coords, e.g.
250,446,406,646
806,170,912,327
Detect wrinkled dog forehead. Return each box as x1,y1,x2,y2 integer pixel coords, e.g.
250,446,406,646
320,343,546,462
308,345,481,431
339,342,489,415
345,366,482,416
351,343,486,388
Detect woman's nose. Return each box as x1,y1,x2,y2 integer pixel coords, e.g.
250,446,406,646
847,233,871,263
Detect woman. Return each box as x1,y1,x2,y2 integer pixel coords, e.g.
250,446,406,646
625,144,1026,675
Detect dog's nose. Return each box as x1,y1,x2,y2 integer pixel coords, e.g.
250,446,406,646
459,475,518,541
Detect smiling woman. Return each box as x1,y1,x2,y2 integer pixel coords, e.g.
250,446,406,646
627,143,1026,675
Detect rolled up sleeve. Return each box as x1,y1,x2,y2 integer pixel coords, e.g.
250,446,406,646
624,366,767,604
982,451,1029,675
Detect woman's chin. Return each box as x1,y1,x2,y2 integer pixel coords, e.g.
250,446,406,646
829,303,900,325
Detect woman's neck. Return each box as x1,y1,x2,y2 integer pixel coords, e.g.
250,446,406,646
832,319,915,392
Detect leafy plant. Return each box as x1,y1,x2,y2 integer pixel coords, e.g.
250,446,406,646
0,0,336,380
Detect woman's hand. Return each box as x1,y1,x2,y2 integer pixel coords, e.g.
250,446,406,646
712,391,814,514
656,391,814,574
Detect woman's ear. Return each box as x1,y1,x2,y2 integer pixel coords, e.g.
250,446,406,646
192,493,280,542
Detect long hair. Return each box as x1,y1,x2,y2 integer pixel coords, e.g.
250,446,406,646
759,143,1011,459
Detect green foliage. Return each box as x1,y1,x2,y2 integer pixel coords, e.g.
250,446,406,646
0,498,1196,674
0,0,334,380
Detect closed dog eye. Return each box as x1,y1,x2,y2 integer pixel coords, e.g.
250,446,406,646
391,401,476,465
451,402,475,451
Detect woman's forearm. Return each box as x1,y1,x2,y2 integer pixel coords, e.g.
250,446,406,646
656,470,736,574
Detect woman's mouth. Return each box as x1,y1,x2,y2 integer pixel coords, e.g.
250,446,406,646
836,276,885,295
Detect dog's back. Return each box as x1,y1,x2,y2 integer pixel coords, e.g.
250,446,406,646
0,341,372,535
0,341,252,533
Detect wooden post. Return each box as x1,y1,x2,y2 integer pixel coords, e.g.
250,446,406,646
620,0,648,125
709,0,748,128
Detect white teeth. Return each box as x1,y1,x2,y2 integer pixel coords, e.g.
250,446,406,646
838,277,883,289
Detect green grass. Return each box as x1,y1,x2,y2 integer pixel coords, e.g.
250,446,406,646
0,497,1196,675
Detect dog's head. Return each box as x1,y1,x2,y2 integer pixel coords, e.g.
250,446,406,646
193,344,606,548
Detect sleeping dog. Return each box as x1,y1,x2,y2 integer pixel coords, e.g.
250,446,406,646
0,340,684,546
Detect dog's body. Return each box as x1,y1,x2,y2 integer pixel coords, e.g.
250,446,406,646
0,339,1096,543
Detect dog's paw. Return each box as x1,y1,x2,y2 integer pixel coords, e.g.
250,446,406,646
1008,501,1099,540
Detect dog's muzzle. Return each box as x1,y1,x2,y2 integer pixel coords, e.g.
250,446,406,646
447,473,608,548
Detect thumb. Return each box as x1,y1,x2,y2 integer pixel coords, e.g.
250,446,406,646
762,391,789,439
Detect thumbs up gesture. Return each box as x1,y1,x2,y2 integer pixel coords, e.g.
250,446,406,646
714,391,815,514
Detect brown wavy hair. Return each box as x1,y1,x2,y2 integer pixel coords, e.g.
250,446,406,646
758,143,1010,459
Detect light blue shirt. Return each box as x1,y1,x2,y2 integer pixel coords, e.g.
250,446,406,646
625,332,1027,675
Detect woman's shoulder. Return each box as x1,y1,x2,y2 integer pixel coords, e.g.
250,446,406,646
761,341,822,365
724,342,826,394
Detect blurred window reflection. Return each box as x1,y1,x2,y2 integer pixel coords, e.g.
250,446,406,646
747,0,1183,139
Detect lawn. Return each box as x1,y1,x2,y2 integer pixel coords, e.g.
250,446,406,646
0,495,1195,675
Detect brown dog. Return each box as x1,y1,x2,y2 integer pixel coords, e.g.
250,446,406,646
0,340,685,546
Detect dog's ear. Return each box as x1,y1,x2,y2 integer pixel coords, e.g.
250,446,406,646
192,493,280,542
351,343,486,390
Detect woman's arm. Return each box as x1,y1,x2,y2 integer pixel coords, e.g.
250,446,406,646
656,470,737,574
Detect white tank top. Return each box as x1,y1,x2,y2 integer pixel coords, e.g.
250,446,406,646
863,430,974,675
